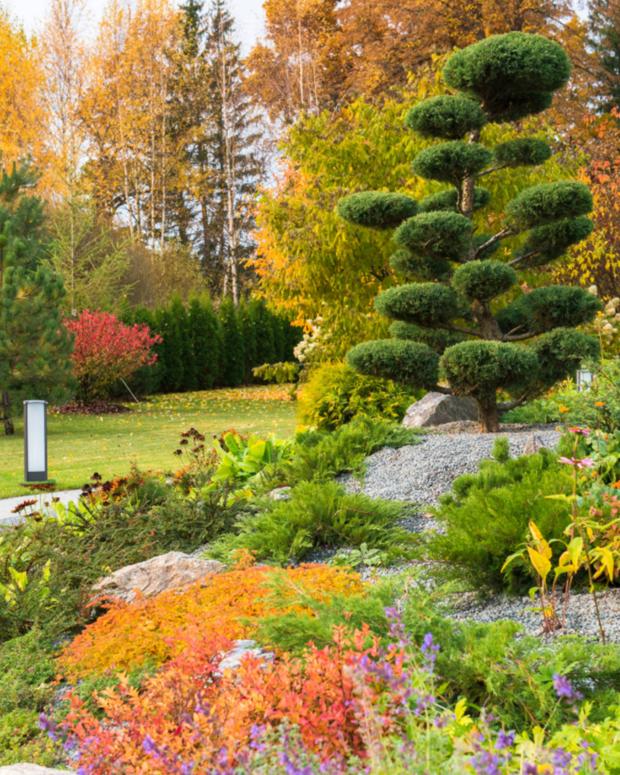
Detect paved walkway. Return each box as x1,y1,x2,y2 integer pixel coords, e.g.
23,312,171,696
0,489,82,527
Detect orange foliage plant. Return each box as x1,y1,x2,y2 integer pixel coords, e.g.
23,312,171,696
62,624,397,772
59,563,365,679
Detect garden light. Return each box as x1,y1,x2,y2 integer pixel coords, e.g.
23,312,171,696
23,400,49,483
576,369,593,392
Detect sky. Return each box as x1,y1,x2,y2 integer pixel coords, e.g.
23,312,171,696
5,0,266,50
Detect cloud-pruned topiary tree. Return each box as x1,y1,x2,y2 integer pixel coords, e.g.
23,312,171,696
338,32,601,432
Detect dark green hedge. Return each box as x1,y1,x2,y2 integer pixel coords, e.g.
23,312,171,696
115,296,302,396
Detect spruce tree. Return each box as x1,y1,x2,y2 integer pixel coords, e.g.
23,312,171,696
171,0,264,300
0,163,75,434
339,33,601,432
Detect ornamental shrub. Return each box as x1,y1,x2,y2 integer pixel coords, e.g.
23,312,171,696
338,32,601,431
207,481,406,566
64,310,161,403
422,448,573,593
59,564,365,678
297,362,420,430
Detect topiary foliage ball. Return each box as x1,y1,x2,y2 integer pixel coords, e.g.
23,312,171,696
419,187,491,213
493,138,551,168
531,328,600,389
515,216,594,267
484,92,554,123
347,339,440,389
440,340,538,400
412,142,492,185
443,32,571,109
394,211,473,262
405,95,487,140
452,260,517,303
505,181,593,228
337,192,419,229
389,250,453,282
517,286,602,332
374,283,461,327
390,321,467,353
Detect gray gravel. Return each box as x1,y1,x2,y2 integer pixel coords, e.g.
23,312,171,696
339,428,561,507
446,587,620,644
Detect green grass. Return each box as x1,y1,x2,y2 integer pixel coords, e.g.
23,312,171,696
0,386,297,499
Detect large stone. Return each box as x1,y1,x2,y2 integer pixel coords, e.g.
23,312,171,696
92,551,225,603
0,766,76,775
523,433,546,455
402,392,478,428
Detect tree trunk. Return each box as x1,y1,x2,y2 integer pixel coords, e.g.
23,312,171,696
478,399,500,433
2,391,14,436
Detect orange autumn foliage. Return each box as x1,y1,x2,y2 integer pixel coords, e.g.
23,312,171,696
64,624,391,772
59,563,365,678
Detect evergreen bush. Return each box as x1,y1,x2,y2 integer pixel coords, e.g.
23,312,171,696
422,448,573,593
338,32,601,431
115,296,301,396
297,362,421,430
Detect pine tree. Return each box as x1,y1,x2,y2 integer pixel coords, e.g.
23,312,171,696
0,163,75,435
339,33,601,432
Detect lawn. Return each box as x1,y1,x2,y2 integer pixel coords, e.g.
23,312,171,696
0,386,298,499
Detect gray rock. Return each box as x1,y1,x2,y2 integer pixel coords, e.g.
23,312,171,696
92,551,225,603
0,766,76,775
218,639,275,672
402,392,478,428
523,433,546,455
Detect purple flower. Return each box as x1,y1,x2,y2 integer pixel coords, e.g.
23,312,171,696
143,735,159,756
495,730,515,751
568,427,589,436
470,751,502,775
523,765,538,775
553,673,583,701
553,747,572,768
37,712,58,741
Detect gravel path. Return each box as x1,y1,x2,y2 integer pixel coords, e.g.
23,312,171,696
331,423,620,643
339,426,561,507
447,588,620,643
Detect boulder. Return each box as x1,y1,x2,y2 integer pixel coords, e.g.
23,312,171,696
522,433,546,455
218,639,275,673
402,392,478,428
92,551,225,603
0,766,76,775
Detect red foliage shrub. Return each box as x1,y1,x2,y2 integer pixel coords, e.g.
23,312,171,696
62,625,395,773
64,309,161,402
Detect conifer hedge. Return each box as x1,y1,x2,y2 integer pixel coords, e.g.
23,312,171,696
118,297,301,396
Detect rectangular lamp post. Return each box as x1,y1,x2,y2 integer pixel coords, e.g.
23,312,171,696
24,400,49,483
